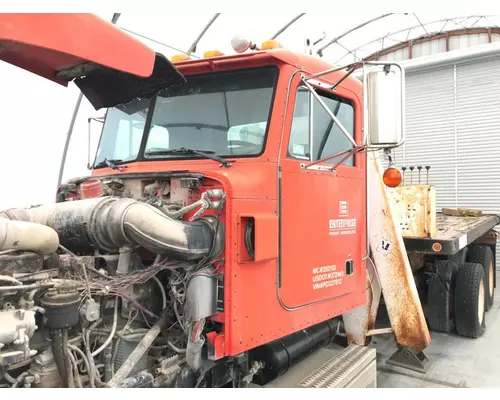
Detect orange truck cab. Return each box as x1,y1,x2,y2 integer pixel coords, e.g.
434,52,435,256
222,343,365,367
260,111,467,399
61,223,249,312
56,38,406,386
92,47,367,357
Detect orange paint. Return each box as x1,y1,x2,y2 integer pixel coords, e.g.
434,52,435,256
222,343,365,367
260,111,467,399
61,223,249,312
86,50,367,356
0,13,156,85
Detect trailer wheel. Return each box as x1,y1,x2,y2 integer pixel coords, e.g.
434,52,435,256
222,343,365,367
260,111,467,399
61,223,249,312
427,260,458,333
454,262,486,338
467,245,495,311
448,248,468,265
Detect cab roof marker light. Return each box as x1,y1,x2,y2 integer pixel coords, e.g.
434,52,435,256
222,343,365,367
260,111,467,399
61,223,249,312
261,39,283,50
203,50,224,58
171,53,191,63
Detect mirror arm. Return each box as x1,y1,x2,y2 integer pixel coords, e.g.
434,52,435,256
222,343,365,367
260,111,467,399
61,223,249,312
331,63,363,91
301,78,357,148
305,61,360,81
304,146,364,170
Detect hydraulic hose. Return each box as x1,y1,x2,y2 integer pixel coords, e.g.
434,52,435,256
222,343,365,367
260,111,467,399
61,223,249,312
50,329,68,388
62,329,75,388
91,298,118,358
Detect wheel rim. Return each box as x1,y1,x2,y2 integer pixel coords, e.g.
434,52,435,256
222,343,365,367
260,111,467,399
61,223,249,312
489,261,494,298
478,279,485,325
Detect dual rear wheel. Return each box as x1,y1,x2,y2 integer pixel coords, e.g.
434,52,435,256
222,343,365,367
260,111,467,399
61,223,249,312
454,262,486,338
428,245,495,338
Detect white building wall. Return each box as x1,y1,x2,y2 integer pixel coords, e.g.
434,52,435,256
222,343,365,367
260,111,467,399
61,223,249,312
392,50,500,269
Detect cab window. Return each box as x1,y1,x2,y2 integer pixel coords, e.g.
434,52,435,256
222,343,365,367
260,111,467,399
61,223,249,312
288,86,355,166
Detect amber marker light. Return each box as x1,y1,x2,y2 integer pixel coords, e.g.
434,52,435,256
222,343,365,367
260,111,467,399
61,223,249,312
383,167,402,188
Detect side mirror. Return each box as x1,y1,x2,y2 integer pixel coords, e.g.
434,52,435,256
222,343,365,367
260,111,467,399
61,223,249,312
87,116,105,169
364,62,405,148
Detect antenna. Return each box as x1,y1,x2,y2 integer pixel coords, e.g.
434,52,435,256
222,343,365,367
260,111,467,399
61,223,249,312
187,13,221,56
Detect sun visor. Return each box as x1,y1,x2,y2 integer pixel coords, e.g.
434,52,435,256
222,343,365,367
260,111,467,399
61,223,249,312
70,53,187,110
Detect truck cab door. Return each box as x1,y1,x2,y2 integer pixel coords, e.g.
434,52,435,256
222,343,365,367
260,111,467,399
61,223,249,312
277,80,366,310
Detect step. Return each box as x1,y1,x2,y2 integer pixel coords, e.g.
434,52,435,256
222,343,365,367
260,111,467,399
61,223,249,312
257,344,377,388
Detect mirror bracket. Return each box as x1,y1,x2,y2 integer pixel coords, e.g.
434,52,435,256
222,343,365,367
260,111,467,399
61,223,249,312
87,116,105,170
304,60,405,150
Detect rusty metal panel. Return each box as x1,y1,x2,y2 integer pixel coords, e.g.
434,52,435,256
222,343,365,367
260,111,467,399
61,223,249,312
343,258,381,345
387,184,437,238
368,152,431,353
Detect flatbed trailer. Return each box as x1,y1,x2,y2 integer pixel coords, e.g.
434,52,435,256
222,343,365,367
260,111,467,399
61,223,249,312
386,179,500,343
404,213,500,257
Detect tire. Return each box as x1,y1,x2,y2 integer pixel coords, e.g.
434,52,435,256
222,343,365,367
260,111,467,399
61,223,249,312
427,260,458,333
449,248,468,265
454,262,486,338
467,245,495,311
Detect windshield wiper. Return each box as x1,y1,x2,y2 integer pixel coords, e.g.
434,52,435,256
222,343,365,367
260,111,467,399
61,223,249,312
145,148,232,168
93,158,127,172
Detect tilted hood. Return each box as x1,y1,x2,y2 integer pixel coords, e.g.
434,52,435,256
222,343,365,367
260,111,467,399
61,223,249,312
0,13,186,109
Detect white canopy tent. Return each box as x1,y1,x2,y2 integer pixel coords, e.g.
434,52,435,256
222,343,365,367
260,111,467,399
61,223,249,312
1,13,500,209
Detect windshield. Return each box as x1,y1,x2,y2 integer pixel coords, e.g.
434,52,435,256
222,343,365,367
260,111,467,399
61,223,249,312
93,99,150,165
93,67,278,167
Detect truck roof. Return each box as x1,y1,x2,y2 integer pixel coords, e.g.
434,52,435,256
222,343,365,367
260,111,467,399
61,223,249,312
174,49,363,94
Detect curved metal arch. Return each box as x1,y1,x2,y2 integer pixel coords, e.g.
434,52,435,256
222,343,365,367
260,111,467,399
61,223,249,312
331,15,500,64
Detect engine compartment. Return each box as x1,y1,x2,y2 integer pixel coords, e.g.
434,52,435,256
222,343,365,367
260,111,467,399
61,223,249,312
0,174,234,388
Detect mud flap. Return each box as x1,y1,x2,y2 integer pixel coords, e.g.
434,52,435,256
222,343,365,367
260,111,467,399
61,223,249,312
427,260,458,333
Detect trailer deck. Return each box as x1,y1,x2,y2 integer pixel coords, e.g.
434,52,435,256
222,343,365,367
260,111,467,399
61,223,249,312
403,213,500,255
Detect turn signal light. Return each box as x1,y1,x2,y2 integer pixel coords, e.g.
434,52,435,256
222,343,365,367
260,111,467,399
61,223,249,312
383,167,402,188
171,54,190,63
204,50,224,58
261,39,282,50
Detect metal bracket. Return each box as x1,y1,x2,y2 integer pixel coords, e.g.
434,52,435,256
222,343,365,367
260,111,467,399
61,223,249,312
300,163,335,172
386,346,431,374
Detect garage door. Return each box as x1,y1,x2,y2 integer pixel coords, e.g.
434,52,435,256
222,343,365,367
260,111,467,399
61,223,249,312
380,54,500,269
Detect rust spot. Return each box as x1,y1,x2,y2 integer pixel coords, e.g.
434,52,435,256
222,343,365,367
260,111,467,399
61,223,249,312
370,153,431,353
387,184,437,238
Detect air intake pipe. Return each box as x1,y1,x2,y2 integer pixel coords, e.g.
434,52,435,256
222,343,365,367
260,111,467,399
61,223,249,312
0,197,224,260
0,217,59,255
